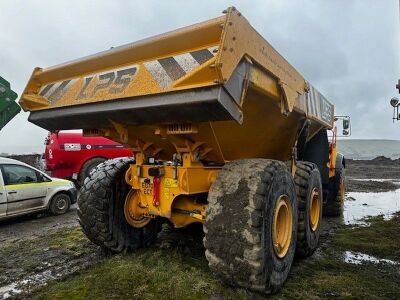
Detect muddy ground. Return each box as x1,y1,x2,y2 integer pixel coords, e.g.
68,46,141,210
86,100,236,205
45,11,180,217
0,158,399,299
346,157,400,192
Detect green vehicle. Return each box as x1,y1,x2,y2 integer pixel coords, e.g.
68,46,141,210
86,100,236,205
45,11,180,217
0,76,20,130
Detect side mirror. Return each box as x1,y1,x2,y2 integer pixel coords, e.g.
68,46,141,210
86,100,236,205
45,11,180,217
343,118,350,130
335,115,351,137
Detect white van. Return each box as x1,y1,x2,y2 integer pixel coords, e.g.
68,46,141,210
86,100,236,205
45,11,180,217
0,157,77,220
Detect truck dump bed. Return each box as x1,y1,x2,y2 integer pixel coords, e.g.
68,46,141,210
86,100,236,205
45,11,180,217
0,77,20,131
19,7,334,162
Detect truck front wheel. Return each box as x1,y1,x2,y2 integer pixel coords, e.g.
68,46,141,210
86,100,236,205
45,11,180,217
323,166,346,217
78,158,161,252
204,159,298,294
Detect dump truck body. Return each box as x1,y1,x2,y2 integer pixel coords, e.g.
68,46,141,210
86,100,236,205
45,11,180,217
0,77,20,131
20,7,346,293
20,8,333,163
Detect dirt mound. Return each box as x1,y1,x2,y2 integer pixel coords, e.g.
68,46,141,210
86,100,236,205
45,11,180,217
372,156,393,162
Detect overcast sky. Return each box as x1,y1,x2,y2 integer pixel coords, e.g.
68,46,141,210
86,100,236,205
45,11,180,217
0,0,399,154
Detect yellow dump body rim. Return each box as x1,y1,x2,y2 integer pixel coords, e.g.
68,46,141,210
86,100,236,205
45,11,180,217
309,188,321,232
272,195,293,258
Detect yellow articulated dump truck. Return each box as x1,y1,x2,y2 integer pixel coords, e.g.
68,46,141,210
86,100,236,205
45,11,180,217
20,7,349,293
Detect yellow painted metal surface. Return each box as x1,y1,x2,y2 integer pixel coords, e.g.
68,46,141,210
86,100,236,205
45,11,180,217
309,188,321,232
19,16,224,112
272,195,293,258
216,7,305,112
328,142,337,178
124,160,218,228
18,7,340,227
19,7,334,129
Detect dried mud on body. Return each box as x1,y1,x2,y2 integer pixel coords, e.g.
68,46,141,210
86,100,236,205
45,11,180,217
0,157,400,299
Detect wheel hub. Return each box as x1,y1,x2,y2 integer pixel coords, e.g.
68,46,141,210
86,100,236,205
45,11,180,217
56,198,67,210
124,190,151,228
272,195,293,258
309,188,321,232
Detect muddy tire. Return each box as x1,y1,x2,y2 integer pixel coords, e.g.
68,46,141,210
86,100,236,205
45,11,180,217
78,157,106,187
323,167,345,217
78,158,162,253
204,159,298,294
49,193,71,215
293,162,322,257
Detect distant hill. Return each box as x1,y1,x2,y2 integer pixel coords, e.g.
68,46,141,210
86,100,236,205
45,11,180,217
337,139,400,160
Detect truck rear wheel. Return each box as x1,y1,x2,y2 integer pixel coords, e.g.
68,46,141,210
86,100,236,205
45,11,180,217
78,157,106,187
323,167,346,217
78,158,161,252
292,162,322,257
204,159,298,294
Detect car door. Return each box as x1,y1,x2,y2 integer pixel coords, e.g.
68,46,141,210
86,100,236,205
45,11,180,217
0,170,6,218
1,164,48,216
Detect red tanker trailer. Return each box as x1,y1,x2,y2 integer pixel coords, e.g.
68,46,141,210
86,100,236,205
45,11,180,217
44,131,133,186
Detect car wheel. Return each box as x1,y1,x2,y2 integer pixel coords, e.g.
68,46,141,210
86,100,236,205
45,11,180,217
49,193,71,215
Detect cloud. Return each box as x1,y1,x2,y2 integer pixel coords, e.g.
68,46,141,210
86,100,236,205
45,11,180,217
0,0,399,154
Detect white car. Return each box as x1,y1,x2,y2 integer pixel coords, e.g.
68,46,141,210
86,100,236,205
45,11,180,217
0,157,77,220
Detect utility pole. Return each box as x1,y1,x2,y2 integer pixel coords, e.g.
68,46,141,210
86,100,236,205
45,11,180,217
390,1,400,120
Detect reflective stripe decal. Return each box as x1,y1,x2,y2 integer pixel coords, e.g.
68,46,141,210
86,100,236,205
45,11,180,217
36,47,218,104
173,53,200,73
158,57,186,81
144,60,173,89
40,79,78,104
59,144,130,151
304,83,334,127
144,47,218,90
2,180,69,189
190,48,214,64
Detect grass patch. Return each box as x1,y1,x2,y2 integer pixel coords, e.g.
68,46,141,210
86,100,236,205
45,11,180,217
334,213,400,260
48,227,91,255
272,254,400,300
28,213,400,299
31,246,245,300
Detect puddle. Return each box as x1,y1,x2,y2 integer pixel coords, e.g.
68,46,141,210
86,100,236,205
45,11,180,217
344,189,400,225
0,283,21,299
351,178,400,184
0,269,61,299
344,251,399,265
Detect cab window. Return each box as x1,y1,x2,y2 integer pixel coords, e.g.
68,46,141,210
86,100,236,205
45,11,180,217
2,164,39,185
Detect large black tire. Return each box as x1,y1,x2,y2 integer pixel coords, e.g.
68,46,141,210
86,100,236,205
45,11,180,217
78,158,162,252
204,159,298,294
293,162,323,258
323,167,345,217
49,193,71,215
78,157,106,187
